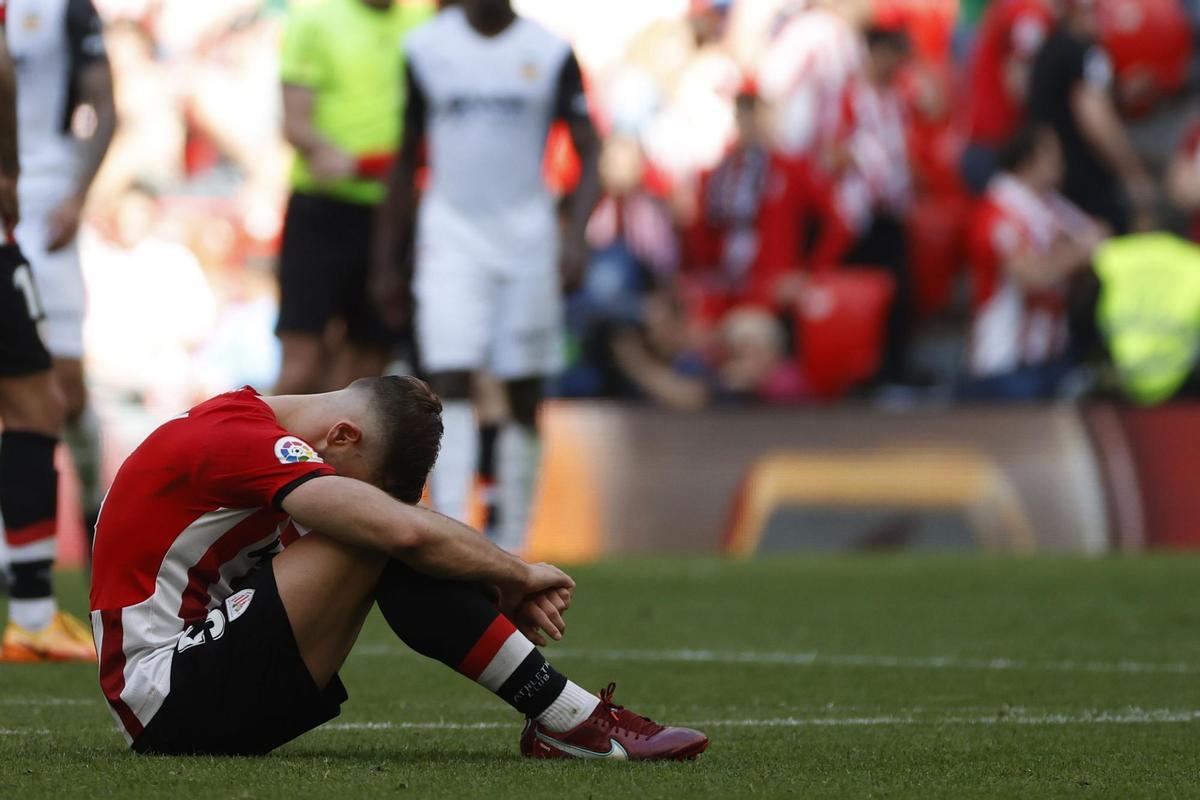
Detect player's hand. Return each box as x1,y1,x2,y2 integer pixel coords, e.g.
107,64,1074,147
0,171,18,227
46,193,84,252
309,146,357,183
514,586,573,646
559,236,588,293
519,562,575,598
498,562,573,612
369,260,412,331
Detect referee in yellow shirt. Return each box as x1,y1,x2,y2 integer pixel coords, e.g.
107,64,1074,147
275,0,433,394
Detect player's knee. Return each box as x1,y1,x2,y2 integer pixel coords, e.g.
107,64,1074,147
55,366,87,422
0,373,66,435
506,378,543,430
427,370,472,401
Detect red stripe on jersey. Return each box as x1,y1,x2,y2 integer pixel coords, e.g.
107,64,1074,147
5,519,56,547
280,520,302,548
457,615,519,680
98,609,144,740
177,512,276,623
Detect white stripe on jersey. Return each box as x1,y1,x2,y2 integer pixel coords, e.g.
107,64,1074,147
92,506,283,743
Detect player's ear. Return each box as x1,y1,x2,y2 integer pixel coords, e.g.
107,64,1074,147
327,421,363,447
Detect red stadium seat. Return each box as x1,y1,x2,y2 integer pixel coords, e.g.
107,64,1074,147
795,269,896,400
908,193,970,320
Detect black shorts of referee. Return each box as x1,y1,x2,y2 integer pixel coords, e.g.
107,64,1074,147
276,191,398,348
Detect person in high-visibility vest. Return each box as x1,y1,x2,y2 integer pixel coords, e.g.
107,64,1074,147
1095,233,1200,404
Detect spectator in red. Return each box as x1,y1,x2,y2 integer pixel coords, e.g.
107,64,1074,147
963,125,1107,400
960,0,1057,194
1027,0,1157,234
1168,119,1200,243
686,87,809,317
837,18,917,384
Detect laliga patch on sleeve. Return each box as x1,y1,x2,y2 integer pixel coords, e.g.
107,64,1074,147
226,588,255,622
275,436,324,465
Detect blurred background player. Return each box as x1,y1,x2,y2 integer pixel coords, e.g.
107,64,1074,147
1027,0,1157,233
377,0,601,553
8,0,115,543
962,125,1107,400
274,0,432,395
959,0,1056,193
0,0,94,662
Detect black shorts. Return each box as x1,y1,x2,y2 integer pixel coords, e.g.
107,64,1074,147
132,561,348,756
0,243,52,378
276,192,397,347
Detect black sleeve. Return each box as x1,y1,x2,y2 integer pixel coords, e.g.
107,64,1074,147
271,470,331,511
403,62,428,142
552,51,589,124
62,0,106,132
66,0,107,66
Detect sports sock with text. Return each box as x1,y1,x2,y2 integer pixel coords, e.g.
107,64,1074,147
374,560,597,729
1,430,60,631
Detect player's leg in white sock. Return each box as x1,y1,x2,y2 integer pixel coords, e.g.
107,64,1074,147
374,560,598,731
495,378,544,554
426,371,477,522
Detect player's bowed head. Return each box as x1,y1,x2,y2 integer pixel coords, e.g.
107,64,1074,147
270,376,574,645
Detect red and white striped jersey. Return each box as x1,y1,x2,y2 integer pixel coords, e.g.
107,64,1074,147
966,174,1095,376
89,387,335,744
757,8,864,159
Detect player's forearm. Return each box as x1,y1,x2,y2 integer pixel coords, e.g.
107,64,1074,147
1072,87,1149,189
565,147,601,246
563,121,602,246
372,153,418,274
0,36,18,178
281,84,339,159
393,504,530,587
73,63,116,201
284,475,529,588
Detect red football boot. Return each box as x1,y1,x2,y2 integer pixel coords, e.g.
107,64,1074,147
520,683,709,761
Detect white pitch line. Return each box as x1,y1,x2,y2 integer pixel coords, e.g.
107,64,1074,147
322,708,1200,733
324,721,511,731
0,729,50,735
351,645,1200,676
1,698,95,706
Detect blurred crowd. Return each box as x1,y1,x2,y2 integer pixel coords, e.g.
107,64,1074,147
64,0,1200,419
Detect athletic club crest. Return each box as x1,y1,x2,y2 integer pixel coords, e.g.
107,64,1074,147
226,589,255,622
275,436,323,465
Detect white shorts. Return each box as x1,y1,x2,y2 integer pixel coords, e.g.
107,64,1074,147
14,199,85,360
414,249,564,379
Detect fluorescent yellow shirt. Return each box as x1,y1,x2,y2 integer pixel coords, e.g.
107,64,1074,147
1096,233,1200,404
281,0,433,204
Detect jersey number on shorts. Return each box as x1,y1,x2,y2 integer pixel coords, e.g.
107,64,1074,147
177,608,227,653
12,263,44,321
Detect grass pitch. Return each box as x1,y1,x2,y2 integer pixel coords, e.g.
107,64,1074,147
3,555,1200,798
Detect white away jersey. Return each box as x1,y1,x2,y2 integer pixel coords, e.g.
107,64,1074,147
404,7,588,263
7,0,106,205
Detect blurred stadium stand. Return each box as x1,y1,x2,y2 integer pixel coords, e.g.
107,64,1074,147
11,0,1200,567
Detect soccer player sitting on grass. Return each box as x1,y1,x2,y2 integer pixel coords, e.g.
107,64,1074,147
89,378,709,760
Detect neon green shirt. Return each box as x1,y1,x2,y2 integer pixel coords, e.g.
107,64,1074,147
281,0,433,205
1096,233,1200,405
